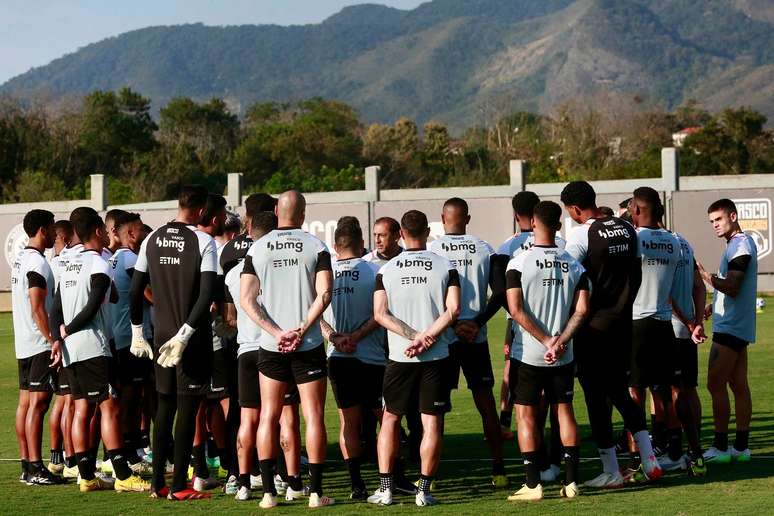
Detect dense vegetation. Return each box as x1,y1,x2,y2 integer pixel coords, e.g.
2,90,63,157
0,90,771,204
2,0,772,129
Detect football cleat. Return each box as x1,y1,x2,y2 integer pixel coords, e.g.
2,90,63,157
259,492,278,509
234,485,251,501
79,476,114,492
367,488,393,505
415,491,438,506
731,447,751,462
560,482,580,498
309,493,335,508
507,483,543,501
583,471,624,489
703,447,732,464
114,474,151,492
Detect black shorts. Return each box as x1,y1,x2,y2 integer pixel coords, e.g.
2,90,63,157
67,356,114,403
671,338,698,388
713,332,749,353
53,367,70,395
238,350,300,408
630,318,674,390
208,347,237,400
258,345,327,385
238,350,261,408
383,359,451,416
18,351,54,392
448,341,495,390
329,357,385,410
574,320,632,381
115,347,152,386
511,360,575,405
154,338,213,396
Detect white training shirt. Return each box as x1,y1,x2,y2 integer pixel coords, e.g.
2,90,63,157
11,247,54,359
712,232,758,343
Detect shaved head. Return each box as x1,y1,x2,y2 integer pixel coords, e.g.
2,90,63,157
441,197,470,234
277,190,306,226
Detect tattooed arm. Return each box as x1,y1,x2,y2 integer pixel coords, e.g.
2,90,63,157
373,289,419,341
239,273,284,338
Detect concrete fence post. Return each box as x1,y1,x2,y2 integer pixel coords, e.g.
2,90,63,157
509,160,527,193
365,166,381,250
90,174,107,211
227,173,243,207
661,147,679,228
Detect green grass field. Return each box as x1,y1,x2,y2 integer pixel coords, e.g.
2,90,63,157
0,309,772,515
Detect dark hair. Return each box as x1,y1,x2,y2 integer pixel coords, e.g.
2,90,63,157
708,198,737,216
400,210,428,238
115,211,141,230
23,209,54,238
244,193,277,218
374,216,400,234
512,191,540,216
633,187,664,219
443,197,469,216
70,207,103,242
200,193,227,226
560,181,596,210
619,197,632,210
105,209,128,226
178,185,208,210
533,201,562,231
251,211,277,235
54,219,73,237
599,206,615,217
337,216,361,229
335,220,363,250
224,211,242,233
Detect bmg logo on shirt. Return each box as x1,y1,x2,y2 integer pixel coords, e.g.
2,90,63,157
335,268,360,281
155,236,185,252
441,241,476,254
597,227,630,239
268,240,303,253
642,240,674,253
396,258,433,271
535,258,569,273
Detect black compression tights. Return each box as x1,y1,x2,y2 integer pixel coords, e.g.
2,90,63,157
152,393,176,491
152,393,203,492
171,395,202,492
579,375,646,449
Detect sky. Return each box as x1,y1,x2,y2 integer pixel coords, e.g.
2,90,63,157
0,0,426,84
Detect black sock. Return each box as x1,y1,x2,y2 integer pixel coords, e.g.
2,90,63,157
492,460,505,476
250,449,261,476
309,463,324,496
734,430,749,451
238,473,250,489
76,451,96,481
217,447,230,473
102,444,109,463
536,438,549,470
31,459,45,474
346,457,364,489
523,451,540,488
393,456,407,483
653,420,667,451
379,472,393,492
21,459,29,475
564,446,579,485
549,411,563,467
65,455,77,468
713,432,728,452
288,475,303,491
418,474,433,494
499,410,512,428
140,430,150,449
192,444,209,479
50,448,64,465
259,459,277,495
668,428,683,460
108,449,132,481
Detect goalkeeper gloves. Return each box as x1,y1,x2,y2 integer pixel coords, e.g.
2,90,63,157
157,324,195,368
130,324,153,359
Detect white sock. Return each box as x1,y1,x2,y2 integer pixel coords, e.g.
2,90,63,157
634,431,657,466
599,447,619,474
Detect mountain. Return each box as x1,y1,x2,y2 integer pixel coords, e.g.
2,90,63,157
2,0,773,129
